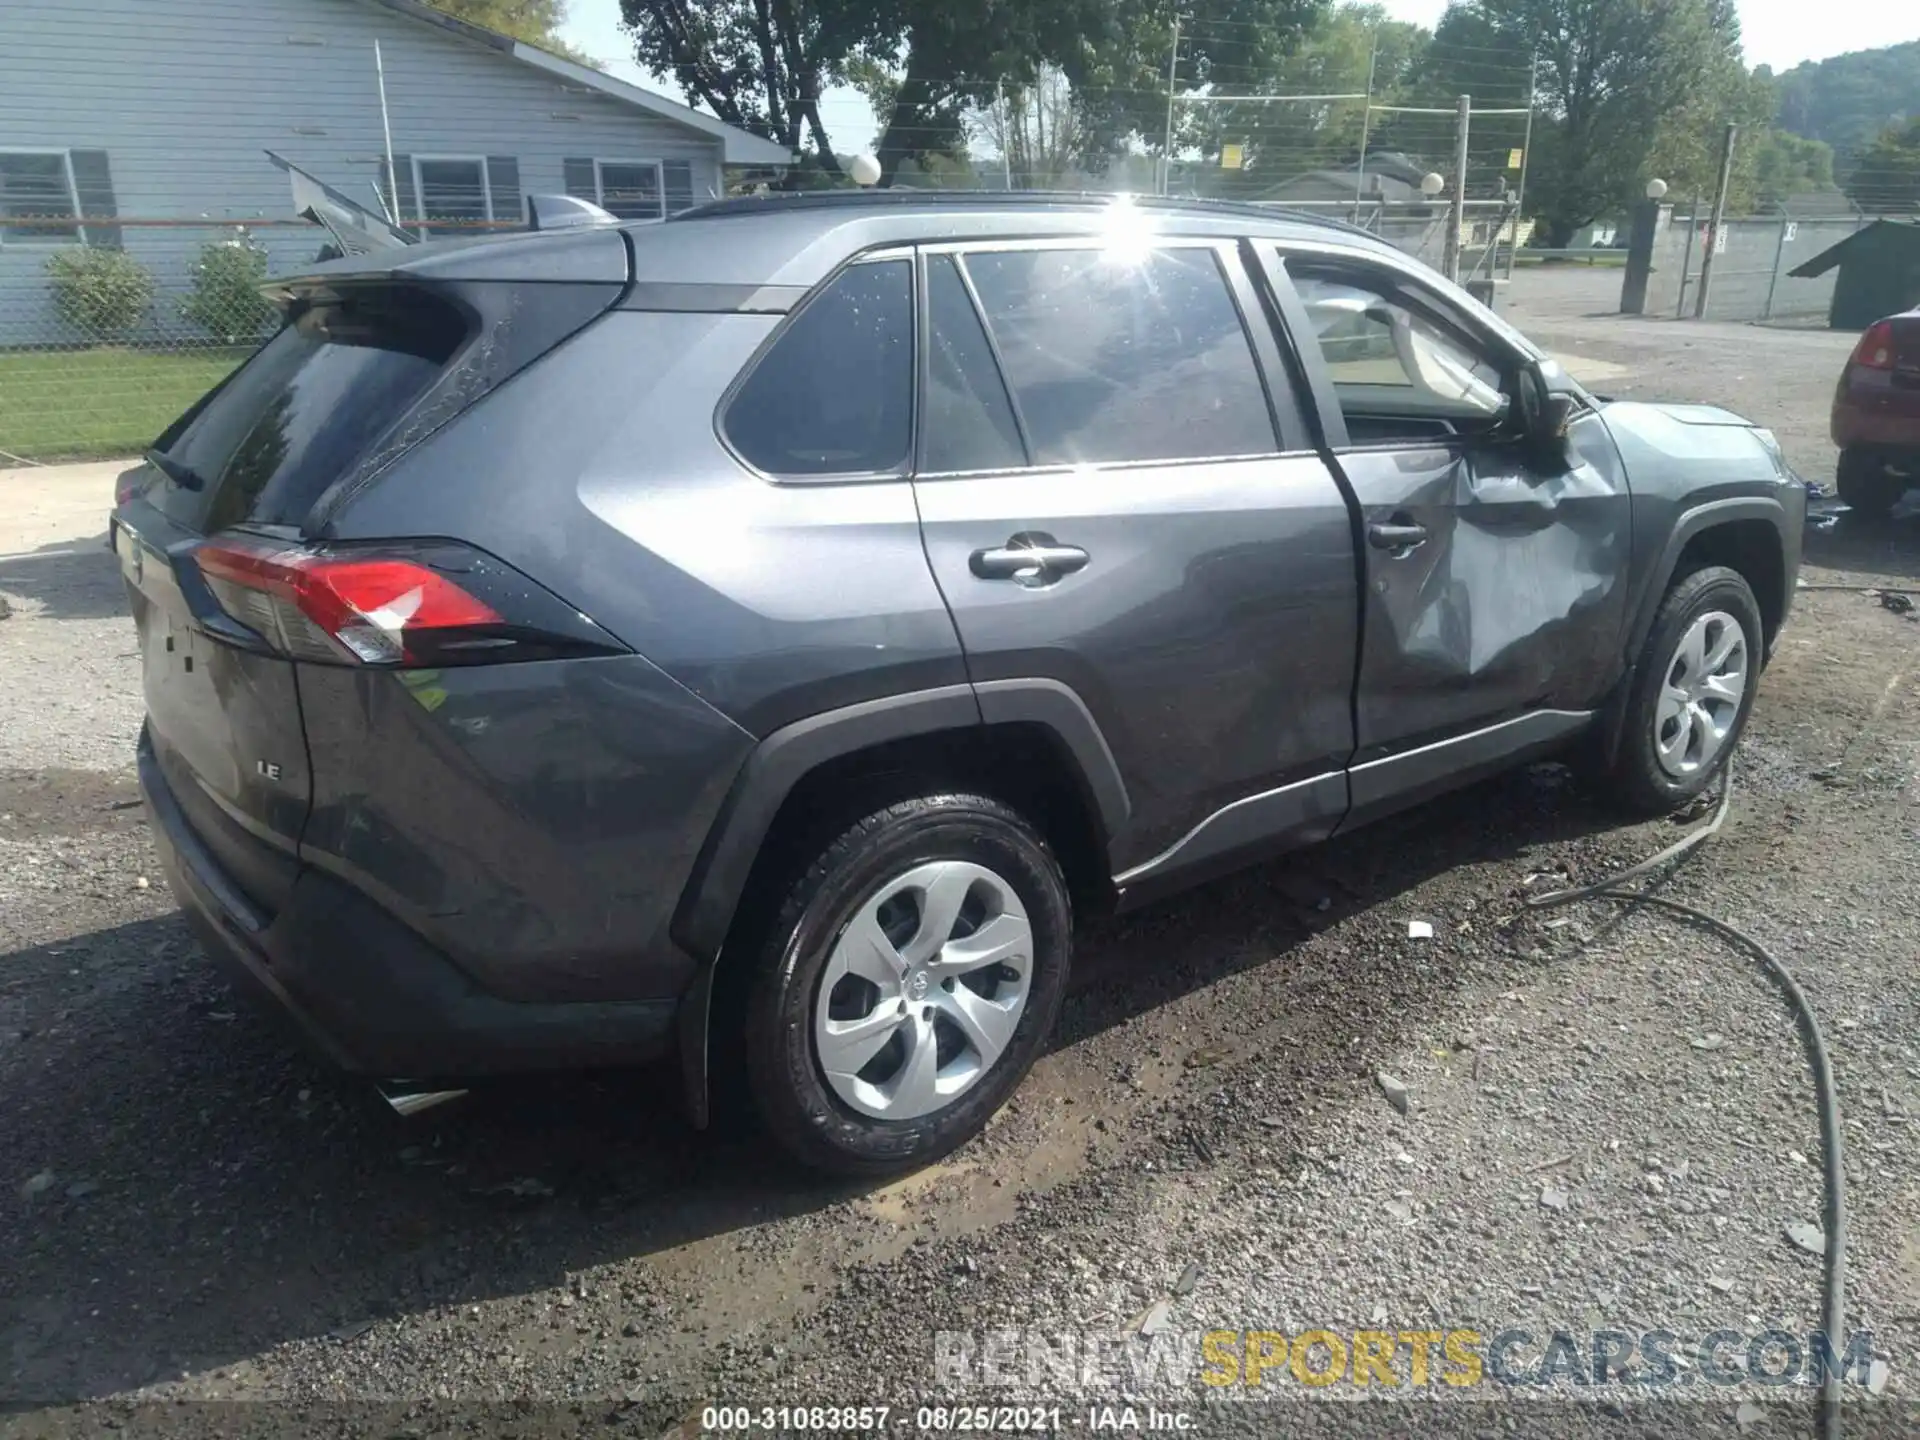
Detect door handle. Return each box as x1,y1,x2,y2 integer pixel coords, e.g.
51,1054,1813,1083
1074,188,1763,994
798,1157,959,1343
1367,520,1430,553
970,533,1090,588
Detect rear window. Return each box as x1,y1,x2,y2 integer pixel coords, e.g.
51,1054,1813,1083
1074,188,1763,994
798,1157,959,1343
151,287,467,531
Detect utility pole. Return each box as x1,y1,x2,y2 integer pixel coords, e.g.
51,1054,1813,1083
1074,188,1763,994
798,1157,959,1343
1694,122,1738,318
998,81,1013,191
1161,14,1181,197
1444,94,1470,283
1353,35,1379,221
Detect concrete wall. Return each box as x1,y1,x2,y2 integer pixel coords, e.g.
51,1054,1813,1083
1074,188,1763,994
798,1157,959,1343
0,0,728,346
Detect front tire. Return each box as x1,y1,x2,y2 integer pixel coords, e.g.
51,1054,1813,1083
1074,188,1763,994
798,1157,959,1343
1607,565,1762,815
743,793,1071,1176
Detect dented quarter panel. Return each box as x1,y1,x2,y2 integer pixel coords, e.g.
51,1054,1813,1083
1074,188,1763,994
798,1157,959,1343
1342,408,1632,762
297,653,752,1005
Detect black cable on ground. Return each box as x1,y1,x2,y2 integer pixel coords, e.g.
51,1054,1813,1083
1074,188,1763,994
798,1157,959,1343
1522,767,1848,1440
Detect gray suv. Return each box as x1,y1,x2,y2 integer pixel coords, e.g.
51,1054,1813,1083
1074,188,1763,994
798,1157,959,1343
112,193,1805,1173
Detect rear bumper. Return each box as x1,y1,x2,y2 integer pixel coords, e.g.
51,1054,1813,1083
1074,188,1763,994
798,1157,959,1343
140,733,679,1078
1832,400,1920,454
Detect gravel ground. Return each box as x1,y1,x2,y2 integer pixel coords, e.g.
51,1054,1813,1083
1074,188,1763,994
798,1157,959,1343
3,286,1918,1439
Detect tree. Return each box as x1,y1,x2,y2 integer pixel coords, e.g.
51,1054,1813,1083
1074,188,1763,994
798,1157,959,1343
1774,41,1920,164
1847,118,1920,215
427,0,584,57
615,0,885,173
1749,129,1838,211
968,67,1097,189
1424,0,1753,246
1186,3,1430,199
617,0,1325,184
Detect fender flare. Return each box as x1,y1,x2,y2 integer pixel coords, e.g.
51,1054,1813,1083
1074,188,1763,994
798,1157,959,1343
1625,496,1789,660
1599,494,1790,764
670,679,1130,1126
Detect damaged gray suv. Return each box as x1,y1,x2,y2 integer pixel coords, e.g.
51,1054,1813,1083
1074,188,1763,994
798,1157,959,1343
113,192,1804,1174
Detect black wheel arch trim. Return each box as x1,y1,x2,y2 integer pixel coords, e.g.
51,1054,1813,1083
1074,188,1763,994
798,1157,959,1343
670,679,1130,969
1602,494,1788,766
971,677,1131,844
1628,496,1788,657
669,678,1128,1128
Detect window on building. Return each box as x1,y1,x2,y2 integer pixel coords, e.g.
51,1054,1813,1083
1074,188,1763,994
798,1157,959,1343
413,157,491,237
595,160,699,222
961,245,1277,467
0,151,80,243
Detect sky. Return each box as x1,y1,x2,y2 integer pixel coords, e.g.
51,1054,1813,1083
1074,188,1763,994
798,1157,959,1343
558,0,1919,144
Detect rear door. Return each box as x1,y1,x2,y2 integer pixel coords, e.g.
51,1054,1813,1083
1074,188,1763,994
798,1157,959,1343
911,238,1359,883
115,286,471,913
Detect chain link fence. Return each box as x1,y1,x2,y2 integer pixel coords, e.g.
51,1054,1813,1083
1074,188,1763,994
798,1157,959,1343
3,220,284,465
0,213,528,466
0,194,1525,468
1641,210,1887,324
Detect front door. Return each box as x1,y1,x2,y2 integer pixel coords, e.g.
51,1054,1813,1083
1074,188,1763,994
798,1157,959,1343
910,238,1360,884
1259,249,1632,818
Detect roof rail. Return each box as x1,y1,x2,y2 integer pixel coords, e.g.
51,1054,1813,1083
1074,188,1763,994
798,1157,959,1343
673,188,1381,242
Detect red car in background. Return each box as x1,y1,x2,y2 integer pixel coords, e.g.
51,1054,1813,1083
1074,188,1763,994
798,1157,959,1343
1833,309,1920,519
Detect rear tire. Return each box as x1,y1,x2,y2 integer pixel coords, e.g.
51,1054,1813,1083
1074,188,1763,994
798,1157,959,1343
743,793,1071,1176
1836,449,1912,519
1606,565,1762,816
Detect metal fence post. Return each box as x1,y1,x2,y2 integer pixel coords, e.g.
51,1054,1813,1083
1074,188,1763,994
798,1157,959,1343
1762,215,1790,321
1160,14,1180,197
1507,64,1536,282
1675,196,1699,319
1444,94,1470,283
1353,37,1378,222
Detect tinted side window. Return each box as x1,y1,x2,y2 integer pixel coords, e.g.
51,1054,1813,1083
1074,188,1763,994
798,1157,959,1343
962,247,1275,466
923,254,1026,473
726,260,913,478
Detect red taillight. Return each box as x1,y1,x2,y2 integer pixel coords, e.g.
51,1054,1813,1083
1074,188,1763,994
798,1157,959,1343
1852,320,1896,372
197,540,501,665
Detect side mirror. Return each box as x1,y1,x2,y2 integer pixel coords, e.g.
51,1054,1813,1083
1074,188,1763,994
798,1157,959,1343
1538,393,1576,443
1517,363,1576,467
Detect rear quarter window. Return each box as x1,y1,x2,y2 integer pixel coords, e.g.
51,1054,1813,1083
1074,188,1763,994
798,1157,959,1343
722,260,914,478
150,287,468,532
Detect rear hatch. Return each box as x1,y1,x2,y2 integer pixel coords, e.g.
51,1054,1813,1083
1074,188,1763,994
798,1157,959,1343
115,233,629,915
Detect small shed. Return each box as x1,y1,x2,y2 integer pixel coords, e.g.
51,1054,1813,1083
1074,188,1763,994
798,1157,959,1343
1787,219,1920,330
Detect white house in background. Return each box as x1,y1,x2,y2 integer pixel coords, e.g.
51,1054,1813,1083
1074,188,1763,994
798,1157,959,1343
0,0,789,344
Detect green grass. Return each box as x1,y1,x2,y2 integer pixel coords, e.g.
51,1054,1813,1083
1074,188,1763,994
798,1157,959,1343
0,346,251,464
